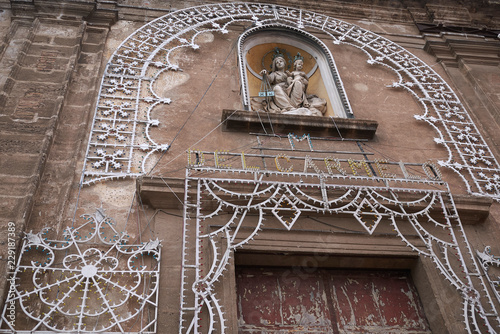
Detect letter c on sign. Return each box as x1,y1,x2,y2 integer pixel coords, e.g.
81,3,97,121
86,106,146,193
275,154,293,173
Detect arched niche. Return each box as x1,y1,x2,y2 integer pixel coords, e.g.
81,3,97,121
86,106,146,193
238,24,353,118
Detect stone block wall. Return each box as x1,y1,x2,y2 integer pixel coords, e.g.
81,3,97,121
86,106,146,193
0,0,115,302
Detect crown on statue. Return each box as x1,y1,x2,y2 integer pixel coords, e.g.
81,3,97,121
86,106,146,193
271,47,285,61
293,52,304,62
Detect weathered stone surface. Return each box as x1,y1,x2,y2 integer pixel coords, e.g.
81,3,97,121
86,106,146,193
0,175,36,197
1,1,500,333
0,137,45,154
26,24,109,232
0,14,90,316
0,196,26,220
221,109,379,139
0,153,43,175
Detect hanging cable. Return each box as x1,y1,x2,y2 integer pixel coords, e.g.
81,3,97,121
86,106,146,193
137,189,154,239
265,110,276,136
255,109,268,135
330,116,344,140
159,176,184,206
146,108,240,175
146,40,238,176
258,72,277,135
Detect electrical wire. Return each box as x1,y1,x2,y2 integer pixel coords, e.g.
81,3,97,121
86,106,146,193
146,39,238,176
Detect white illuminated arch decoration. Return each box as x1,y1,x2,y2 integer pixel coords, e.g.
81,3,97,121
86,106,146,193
80,2,500,203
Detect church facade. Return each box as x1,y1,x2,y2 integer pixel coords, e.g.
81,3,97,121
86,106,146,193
0,1,500,333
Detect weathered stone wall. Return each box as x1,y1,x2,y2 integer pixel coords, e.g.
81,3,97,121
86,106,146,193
0,0,116,308
0,16,89,285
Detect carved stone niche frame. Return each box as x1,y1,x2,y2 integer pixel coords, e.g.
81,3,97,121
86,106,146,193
238,24,352,118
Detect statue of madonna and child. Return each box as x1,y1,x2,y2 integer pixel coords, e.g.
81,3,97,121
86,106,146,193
251,51,327,117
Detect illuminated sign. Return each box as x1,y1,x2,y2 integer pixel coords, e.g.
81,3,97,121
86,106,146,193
187,150,442,182
187,133,442,181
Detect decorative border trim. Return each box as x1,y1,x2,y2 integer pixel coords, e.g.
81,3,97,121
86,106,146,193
477,246,500,307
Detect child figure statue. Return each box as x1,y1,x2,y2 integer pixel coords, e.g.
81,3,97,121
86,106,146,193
286,55,310,109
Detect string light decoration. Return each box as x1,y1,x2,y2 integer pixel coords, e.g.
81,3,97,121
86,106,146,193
324,156,348,176
348,158,373,177
0,208,161,333
83,3,500,202
274,153,294,172
354,197,382,234
271,194,301,230
288,133,313,151
180,166,500,334
374,159,397,179
477,246,500,308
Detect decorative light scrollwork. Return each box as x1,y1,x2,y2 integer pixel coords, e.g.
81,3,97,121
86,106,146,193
477,246,500,307
0,208,161,334
181,167,500,334
84,3,500,202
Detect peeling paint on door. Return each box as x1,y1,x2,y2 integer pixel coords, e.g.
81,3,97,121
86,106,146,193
236,267,431,334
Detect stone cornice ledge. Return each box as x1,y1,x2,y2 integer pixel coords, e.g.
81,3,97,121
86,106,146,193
423,33,500,67
9,0,118,26
138,177,492,225
221,109,378,140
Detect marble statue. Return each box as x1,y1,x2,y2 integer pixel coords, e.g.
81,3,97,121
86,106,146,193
252,53,327,116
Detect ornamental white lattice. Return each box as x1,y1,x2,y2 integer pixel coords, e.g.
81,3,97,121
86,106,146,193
0,208,161,333
83,3,500,202
477,246,500,309
181,166,500,334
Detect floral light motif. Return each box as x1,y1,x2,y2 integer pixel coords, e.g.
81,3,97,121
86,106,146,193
110,58,139,76
177,10,204,24
101,101,132,118
464,147,493,166
139,29,166,46
90,149,125,170
164,17,186,33
122,42,150,59
106,79,134,95
96,123,128,142
0,208,161,333
478,172,500,194
451,125,479,143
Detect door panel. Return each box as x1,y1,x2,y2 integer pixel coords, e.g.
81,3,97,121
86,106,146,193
236,267,335,333
329,270,431,333
236,267,431,334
